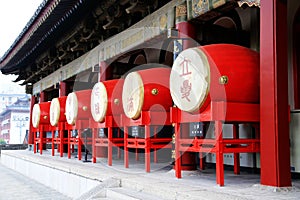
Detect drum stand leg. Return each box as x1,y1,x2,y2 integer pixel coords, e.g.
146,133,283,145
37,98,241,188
215,121,224,186
92,128,97,163
233,124,240,175
145,125,151,172
124,126,129,168
175,123,182,178
108,127,113,166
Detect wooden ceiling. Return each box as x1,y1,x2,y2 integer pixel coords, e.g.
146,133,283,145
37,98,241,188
0,0,171,86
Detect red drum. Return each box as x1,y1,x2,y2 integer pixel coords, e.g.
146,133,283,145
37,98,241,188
32,102,51,128
122,67,172,119
50,96,67,126
91,79,124,122
65,89,92,125
170,44,259,113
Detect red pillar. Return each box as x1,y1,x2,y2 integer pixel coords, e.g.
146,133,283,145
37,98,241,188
28,95,37,145
39,91,47,102
59,81,67,97
260,0,291,187
174,3,197,171
99,61,112,82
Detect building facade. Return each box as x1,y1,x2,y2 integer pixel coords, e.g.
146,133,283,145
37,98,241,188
0,0,299,188
0,95,30,144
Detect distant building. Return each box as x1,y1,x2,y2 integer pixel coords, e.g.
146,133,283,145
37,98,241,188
0,95,30,144
0,93,28,113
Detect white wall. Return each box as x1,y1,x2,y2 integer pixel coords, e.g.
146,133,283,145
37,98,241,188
9,112,30,144
288,0,300,109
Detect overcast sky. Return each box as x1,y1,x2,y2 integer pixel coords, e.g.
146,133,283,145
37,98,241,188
0,0,43,92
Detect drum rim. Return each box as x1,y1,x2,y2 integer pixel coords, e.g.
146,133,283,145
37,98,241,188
91,82,108,122
122,71,144,119
65,92,78,125
32,104,41,128
170,47,211,113
50,98,60,126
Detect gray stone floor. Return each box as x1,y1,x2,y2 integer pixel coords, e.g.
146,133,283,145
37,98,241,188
0,161,70,200
2,150,300,200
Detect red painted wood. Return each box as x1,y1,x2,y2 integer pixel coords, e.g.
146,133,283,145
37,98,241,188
59,81,67,97
52,96,67,123
28,96,37,145
171,44,259,114
171,102,260,186
176,21,196,49
123,68,172,119
39,91,47,102
99,61,112,82
108,127,113,166
66,89,92,123
122,111,172,172
124,126,129,168
174,122,182,178
203,44,259,110
92,128,97,163
36,102,51,125
89,110,123,165
92,79,124,122
175,21,198,171
233,124,240,175
260,0,291,187
293,19,300,108
145,125,151,173
215,120,224,186
51,122,67,157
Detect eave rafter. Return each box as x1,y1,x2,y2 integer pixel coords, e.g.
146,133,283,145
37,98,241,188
0,0,172,90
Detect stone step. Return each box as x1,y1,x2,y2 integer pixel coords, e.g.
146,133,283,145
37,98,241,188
106,187,164,200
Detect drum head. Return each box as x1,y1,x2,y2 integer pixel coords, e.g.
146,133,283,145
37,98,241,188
170,48,210,113
122,71,144,119
65,92,78,125
91,82,108,122
32,104,41,128
50,98,60,126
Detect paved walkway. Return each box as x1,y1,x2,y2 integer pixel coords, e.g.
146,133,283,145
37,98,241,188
0,161,70,200
2,150,300,200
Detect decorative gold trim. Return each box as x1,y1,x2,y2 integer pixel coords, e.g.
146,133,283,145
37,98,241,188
237,0,260,8
82,106,88,111
151,88,159,95
171,150,176,159
219,75,229,84
172,134,176,144
114,98,120,105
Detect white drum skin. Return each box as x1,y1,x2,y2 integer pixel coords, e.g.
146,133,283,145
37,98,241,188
170,44,259,113
65,89,92,125
122,67,172,119
91,79,124,122
32,102,51,128
50,96,67,126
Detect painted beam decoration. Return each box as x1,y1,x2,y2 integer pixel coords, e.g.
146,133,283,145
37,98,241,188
32,0,185,95
32,0,249,95
237,0,260,7
187,0,238,21
98,0,181,62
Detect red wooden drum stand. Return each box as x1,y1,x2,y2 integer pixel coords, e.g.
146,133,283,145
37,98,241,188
170,44,260,186
122,68,173,172
32,124,53,155
49,96,68,157
171,102,260,186
122,112,173,172
90,80,124,166
65,90,93,160
32,102,53,155
90,117,123,165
